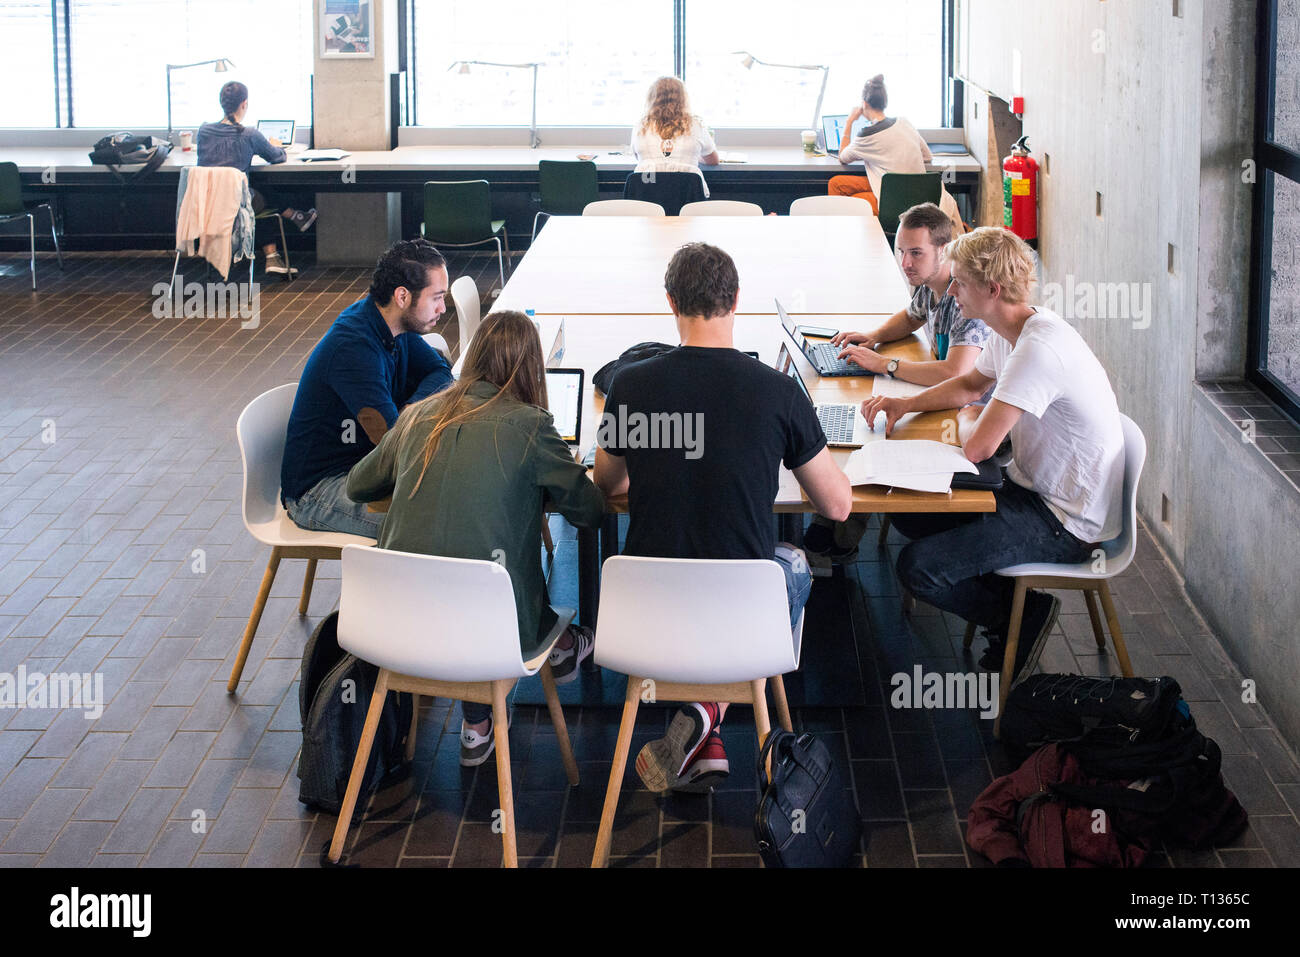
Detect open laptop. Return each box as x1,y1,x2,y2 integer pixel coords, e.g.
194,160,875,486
820,114,870,155
256,119,306,153
776,343,871,448
544,368,584,452
776,298,868,377
546,318,566,368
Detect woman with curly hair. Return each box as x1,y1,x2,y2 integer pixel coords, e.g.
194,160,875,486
631,76,720,197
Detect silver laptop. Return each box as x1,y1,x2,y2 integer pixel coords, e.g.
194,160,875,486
776,343,871,448
256,119,295,144
776,298,867,377
820,113,870,155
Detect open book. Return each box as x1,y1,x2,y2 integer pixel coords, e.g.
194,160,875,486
844,439,977,493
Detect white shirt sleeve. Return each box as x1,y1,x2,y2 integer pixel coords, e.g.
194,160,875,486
695,118,716,157
990,336,1065,418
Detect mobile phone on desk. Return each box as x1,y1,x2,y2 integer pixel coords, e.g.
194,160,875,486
798,325,838,339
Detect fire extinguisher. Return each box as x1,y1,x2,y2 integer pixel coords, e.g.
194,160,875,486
1002,135,1038,248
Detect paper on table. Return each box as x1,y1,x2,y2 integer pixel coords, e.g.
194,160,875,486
871,377,929,399
844,439,978,492
775,466,804,505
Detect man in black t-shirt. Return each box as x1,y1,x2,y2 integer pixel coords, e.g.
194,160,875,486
595,242,852,793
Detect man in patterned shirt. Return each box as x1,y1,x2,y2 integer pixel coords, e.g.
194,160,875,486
804,202,991,570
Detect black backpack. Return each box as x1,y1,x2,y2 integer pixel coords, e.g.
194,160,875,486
297,611,413,816
88,132,172,183
592,341,675,395
1001,674,1248,850
754,730,862,867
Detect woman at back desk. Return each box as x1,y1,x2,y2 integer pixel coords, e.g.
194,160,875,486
632,75,720,197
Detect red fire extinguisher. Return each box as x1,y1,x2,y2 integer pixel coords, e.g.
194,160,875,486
1002,135,1038,247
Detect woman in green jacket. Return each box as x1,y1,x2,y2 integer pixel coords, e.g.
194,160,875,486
347,310,605,766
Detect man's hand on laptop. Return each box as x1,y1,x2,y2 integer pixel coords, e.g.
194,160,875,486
860,395,911,437
838,344,887,373
830,329,880,349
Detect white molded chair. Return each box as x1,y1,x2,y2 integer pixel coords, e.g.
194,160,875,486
789,195,876,217
327,545,579,867
421,332,450,356
582,199,665,217
966,414,1146,735
230,384,376,693
590,556,803,867
679,200,764,217
449,275,480,357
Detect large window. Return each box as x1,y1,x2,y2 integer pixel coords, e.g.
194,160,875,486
0,2,59,127
0,1,313,129
683,1,944,129
410,0,675,127
1250,0,1300,421
410,0,946,129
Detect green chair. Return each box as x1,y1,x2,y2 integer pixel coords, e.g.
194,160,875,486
0,161,64,291
877,172,943,244
532,160,599,242
421,180,509,292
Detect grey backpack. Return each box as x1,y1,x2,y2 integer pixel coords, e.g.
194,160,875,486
297,611,413,816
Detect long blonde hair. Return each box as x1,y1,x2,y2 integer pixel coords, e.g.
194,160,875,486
639,76,693,141
388,310,548,496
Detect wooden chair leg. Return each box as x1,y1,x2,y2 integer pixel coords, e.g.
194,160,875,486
228,546,281,693
993,581,1028,739
298,558,318,615
962,620,977,649
539,662,580,786
328,669,390,862
405,694,419,762
771,673,793,733
593,678,641,868
1096,581,1135,677
491,678,517,868
752,678,774,778
877,516,891,546
1083,588,1106,649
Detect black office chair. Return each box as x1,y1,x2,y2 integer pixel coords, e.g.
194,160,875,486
623,171,706,216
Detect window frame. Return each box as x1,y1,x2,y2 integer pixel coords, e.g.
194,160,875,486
1247,0,1300,423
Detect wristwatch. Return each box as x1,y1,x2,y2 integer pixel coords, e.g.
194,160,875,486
886,359,900,378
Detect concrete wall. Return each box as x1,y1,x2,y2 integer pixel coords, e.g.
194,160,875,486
958,1,1300,751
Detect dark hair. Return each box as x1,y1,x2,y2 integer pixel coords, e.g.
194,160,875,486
664,243,739,320
898,202,952,247
368,239,447,306
219,81,249,130
389,310,547,495
862,74,888,112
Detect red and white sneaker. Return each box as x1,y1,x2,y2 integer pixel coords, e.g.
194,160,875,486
671,730,729,793
635,702,720,793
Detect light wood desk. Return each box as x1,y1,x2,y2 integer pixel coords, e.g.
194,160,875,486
493,216,910,315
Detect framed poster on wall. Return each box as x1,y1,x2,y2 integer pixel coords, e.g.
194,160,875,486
321,0,374,58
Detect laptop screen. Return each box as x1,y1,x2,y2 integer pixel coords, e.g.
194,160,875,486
545,368,583,445
775,298,809,354
821,114,870,153
257,119,295,144
546,318,566,368
775,344,813,405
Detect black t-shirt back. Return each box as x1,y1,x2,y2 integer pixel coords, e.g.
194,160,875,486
598,346,826,560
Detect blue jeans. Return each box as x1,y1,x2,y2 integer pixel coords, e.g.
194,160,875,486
460,545,813,728
284,472,381,539
890,478,1093,636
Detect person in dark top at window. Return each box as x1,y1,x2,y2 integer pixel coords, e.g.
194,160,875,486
348,309,605,765
197,81,317,276
281,239,454,538
594,242,853,792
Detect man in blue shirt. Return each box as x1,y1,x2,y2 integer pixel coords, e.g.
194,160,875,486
281,239,454,537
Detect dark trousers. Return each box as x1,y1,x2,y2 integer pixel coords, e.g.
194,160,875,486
891,478,1093,635
250,188,314,247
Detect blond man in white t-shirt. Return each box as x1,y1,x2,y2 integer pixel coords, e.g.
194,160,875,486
861,227,1125,685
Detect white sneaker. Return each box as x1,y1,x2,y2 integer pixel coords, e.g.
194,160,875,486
264,251,290,275
459,718,496,767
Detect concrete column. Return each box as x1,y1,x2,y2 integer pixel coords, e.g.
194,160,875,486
311,0,402,265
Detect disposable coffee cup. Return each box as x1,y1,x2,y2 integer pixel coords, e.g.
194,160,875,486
179,131,193,150
801,130,817,153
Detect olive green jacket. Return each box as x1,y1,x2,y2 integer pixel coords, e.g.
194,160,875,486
347,380,604,655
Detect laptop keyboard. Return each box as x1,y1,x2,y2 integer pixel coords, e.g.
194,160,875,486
817,404,857,444
810,342,859,375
